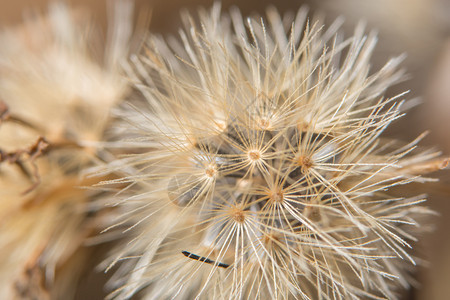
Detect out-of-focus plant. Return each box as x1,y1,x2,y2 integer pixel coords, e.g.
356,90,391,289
0,1,135,299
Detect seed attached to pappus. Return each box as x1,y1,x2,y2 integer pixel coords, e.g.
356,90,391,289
181,251,230,269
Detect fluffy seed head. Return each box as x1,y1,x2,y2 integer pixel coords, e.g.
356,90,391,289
105,4,445,299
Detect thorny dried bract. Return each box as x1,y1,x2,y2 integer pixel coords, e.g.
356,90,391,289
103,4,448,300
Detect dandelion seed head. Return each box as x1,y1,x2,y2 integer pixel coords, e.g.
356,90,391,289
104,4,446,300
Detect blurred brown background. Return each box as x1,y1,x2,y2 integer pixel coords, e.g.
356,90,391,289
1,0,449,299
